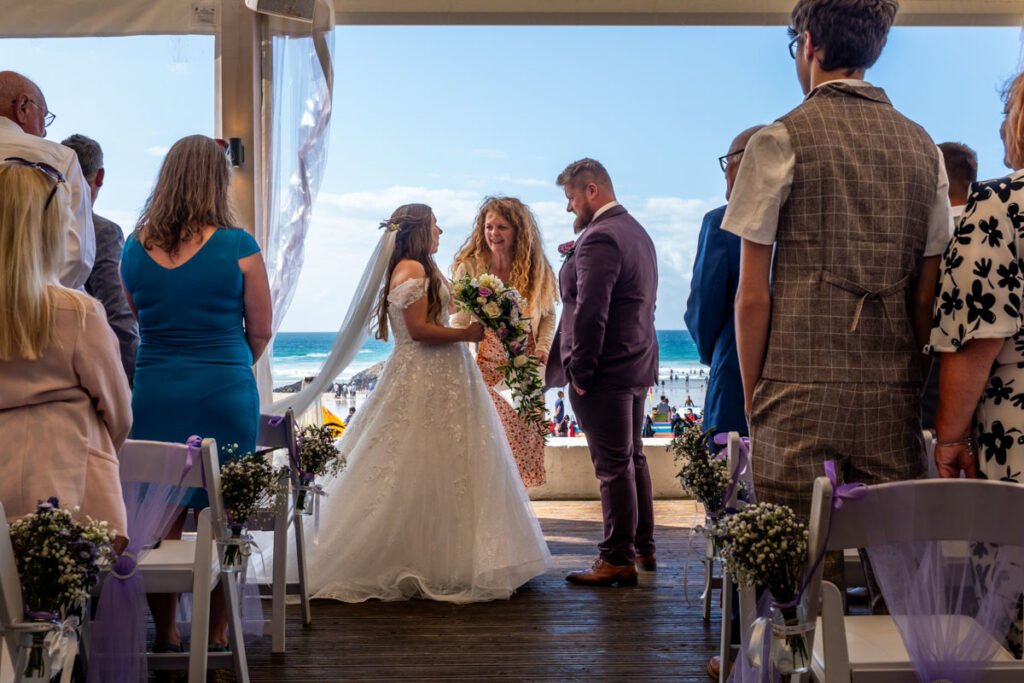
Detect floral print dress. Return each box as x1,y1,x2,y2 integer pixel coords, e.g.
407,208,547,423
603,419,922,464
928,170,1024,656
477,329,547,488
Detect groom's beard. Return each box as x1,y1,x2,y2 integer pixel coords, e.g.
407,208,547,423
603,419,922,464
573,208,594,234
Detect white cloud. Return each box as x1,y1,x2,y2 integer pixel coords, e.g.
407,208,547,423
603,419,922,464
277,185,723,332
492,175,550,188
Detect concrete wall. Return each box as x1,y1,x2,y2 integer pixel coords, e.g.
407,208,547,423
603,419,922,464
528,437,687,500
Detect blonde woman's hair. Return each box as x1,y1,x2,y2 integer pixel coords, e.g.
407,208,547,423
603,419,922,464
136,135,236,256
373,204,444,342
452,196,558,320
0,163,85,360
1004,72,1024,170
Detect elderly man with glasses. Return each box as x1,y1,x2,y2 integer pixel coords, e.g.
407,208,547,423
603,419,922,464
685,126,764,444
0,70,95,289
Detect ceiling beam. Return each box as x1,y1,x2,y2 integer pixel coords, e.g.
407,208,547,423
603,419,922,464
1,0,1021,38
333,0,1024,27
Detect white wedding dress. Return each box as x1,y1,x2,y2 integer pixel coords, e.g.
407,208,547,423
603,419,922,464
307,277,551,603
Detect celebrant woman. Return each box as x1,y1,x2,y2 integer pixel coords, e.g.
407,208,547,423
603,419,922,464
451,196,559,487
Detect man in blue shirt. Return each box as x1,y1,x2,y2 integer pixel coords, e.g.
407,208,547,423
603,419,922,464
553,390,565,424
685,125,765,440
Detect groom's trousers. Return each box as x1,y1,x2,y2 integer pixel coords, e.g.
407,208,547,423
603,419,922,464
570,384,655,565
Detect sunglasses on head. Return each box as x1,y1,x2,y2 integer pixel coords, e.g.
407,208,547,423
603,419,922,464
4,157,67,210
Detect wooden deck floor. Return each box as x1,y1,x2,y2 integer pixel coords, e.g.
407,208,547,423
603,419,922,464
242,500,720,682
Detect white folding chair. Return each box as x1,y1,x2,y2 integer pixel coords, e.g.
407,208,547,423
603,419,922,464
118,438,250,683
806,476,1024,682
0,503,78,683
255,409,312,652
717,432,751,683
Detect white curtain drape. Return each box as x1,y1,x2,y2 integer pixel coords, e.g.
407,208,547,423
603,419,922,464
254,0,335,409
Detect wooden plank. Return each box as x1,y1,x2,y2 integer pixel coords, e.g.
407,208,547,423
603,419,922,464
234,500,723,681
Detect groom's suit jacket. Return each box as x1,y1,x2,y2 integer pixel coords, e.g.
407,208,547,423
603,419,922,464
546,205,659,392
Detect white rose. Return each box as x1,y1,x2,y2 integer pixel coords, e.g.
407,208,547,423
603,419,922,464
482,302,501,318
476,296,487,305
513,354,528,368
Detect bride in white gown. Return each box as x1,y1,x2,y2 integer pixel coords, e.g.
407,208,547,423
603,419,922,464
307,203,551,603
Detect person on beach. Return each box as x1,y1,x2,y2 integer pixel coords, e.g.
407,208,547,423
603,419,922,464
451,196,559,488
727,0,951,516
546,158,658,586
307,203,550,603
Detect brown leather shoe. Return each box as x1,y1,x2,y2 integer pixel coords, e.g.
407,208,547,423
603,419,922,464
636,554,657,571
566,558,638,587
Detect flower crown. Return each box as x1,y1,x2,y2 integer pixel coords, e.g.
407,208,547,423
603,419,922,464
379,220,401,233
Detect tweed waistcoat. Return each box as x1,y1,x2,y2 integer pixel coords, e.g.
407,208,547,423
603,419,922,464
763,83,938,384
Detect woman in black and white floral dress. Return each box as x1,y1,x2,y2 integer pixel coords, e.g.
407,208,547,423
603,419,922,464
928,70,1024,656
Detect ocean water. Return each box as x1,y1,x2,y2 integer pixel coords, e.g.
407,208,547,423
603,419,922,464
272,329,704,386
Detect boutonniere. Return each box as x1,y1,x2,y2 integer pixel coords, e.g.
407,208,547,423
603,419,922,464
558,240,576,263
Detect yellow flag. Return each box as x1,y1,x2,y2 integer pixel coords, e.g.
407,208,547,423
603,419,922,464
322,405,346,438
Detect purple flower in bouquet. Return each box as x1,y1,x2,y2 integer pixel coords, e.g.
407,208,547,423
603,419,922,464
478,286,493,297
497,326,510,339
509,340,524,354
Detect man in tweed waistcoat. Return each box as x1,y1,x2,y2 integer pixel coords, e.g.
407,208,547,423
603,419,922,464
723,0,953,521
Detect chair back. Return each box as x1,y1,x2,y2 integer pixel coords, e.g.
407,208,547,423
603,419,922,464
257,410,298,461
118,439,208,489
0,503,25,630
805,476,1024,624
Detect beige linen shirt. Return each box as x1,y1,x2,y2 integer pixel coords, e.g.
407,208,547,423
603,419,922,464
0,290,131,534
721,79,953,256
0,117,96,288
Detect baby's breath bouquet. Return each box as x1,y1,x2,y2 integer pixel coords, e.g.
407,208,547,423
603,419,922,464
453,273,547,438
708,502,811,672
10,498,116,677
219,446,281,568
295,425,346,513
669,422,730,517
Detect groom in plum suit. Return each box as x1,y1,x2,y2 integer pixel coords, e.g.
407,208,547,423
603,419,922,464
547,158,659,587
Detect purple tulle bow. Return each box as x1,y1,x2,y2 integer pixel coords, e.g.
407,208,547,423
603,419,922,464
823,460,868,508
712,432,751,514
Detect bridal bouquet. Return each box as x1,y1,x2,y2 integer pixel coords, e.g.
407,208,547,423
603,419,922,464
294,425,346,514
708,502,811,673
670,422,731,518
453,273,547,437
10,498,116,678
219,446,281,569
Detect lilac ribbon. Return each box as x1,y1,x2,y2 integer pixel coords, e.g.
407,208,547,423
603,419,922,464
185,434,206,489
776,460,868,610
713,432,750,514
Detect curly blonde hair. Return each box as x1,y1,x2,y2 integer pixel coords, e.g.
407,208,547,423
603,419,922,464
1003,72,1024,170
452,196,558,320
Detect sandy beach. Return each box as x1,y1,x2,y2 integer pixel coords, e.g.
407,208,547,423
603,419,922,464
291,367,710,429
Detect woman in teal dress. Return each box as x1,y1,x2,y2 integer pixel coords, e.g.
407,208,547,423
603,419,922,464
121,134,272,654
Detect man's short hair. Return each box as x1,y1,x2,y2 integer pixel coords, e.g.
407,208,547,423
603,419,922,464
790,0,899,72
937,142,978,194
61,133,104,179
556,158,613,191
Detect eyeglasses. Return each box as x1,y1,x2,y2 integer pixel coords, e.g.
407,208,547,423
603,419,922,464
4,156,67,210
788,34,802,59
14,98,56,128
718,149,745,173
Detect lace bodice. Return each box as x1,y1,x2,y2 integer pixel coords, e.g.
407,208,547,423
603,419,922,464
387,277,450,344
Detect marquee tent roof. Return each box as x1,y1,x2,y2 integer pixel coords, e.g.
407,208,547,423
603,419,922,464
2,0,1022,38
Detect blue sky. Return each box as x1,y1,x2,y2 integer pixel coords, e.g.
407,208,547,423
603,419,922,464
5,25,1023,330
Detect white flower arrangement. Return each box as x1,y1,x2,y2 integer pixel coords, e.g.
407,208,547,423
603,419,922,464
670,422,732,516
452,273,548,438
